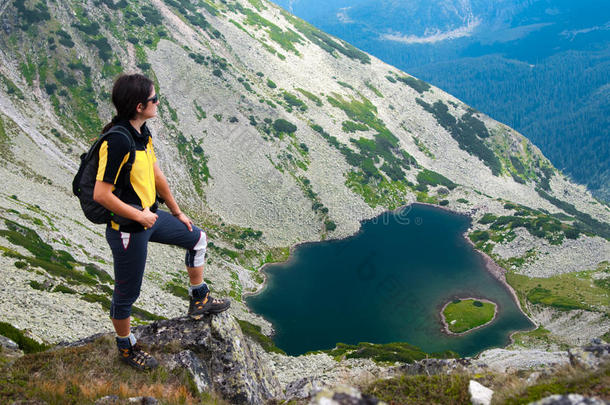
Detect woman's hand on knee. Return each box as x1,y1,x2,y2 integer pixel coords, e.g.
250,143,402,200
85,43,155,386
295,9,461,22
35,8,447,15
138,207,158,228
174,212,193,231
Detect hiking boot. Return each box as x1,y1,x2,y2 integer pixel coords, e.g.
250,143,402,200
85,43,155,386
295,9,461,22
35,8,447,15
117,340,159,371
188,293,230,320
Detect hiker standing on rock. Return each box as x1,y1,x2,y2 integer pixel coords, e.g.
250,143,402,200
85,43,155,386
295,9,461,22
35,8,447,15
93,73,230,370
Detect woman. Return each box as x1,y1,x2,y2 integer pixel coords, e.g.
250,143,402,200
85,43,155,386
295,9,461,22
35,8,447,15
93,73,230,370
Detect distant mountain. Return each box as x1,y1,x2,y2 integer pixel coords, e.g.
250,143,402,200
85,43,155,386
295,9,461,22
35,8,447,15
272,0,610,201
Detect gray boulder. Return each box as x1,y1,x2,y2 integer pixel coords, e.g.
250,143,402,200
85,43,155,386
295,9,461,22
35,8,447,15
135,312,283,404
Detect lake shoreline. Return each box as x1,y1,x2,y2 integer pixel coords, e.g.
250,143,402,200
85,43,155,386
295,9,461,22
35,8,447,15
439,297,498,336
245,202,536,348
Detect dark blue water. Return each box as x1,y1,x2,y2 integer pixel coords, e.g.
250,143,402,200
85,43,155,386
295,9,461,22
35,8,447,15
246,204,533,356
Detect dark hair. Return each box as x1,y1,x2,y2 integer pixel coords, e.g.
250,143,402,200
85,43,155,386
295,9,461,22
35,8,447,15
101,73,154,133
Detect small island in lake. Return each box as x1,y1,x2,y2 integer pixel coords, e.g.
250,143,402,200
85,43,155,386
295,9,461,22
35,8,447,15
441,298,497,335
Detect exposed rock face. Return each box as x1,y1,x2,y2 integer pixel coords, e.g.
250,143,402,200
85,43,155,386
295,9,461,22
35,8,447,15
0,335,23,363
134,313,283,405
569,341,610,370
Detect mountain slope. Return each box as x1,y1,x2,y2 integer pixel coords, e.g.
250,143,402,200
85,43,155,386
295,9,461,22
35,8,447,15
0,0,608,354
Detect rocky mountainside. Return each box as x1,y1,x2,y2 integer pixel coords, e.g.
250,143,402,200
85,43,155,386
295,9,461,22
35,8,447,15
2,312,609,403
0,0,608,399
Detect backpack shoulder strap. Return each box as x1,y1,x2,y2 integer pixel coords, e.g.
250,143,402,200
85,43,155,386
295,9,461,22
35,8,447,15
105,125,137,189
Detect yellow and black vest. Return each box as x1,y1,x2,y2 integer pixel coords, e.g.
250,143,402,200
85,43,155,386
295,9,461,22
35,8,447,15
96,120,157,231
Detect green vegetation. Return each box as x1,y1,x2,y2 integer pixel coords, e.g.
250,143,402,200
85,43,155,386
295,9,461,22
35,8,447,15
266,78,277,88
364,373,470,405
278,10,370,64
416,99,501,175
471,203,584,247
479,213,497,224
295,88,322,107
325,93,417,182
412,136,435,159
337,80,354,90
0,218,98,286
416,169,457,190
193,101,206,120
396,75,430,94
321,341,457,364
365,81,383,98
14,1,50,27
442,299,496,333
311,119,416,208
341,120,369,133
281,91,307,112
494,363,610,404
0,73,24,99
272,118,297,135
242,8,302,55
0,335,219,404
508,326,568,350
236,320,285,354
175,133,210,195
0,322,48,354
536,188,610,240
507,268,609,312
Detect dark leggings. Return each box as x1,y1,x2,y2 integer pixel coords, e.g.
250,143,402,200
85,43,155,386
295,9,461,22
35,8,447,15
106,210,207,319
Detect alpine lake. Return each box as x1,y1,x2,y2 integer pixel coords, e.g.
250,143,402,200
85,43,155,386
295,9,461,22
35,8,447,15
246,204,533,357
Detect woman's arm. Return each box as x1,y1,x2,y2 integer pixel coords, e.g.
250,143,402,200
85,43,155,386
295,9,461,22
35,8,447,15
154,163,193,231
93,180,158,228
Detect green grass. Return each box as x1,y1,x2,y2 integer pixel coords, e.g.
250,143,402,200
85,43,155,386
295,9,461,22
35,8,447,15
243,9,302,55
295,88,322,106
236,320,285,354
506,269,609,312
364,372,470,404
0,335,223,404
508,326,569,350
495,363,610,404
0,322,49,354
417,169,457,190
341,120,369,133
321,341,458,364
442,299,496,334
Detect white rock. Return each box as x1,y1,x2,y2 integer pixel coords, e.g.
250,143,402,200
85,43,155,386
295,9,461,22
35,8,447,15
469,380,493,405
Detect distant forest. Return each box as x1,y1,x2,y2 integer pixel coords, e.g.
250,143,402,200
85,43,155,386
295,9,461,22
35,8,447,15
409,50,610,201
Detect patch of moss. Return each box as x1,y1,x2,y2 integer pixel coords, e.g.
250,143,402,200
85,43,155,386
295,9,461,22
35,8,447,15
507,271,608,312
237,319,284,354
0,322,49,353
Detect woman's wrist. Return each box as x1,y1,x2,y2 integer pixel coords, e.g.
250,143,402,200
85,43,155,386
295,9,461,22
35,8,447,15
171,210,182,217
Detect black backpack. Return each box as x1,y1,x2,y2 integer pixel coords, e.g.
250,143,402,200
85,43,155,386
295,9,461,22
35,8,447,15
72,126,136,224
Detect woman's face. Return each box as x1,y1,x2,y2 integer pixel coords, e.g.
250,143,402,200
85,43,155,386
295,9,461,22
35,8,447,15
139,88,159,120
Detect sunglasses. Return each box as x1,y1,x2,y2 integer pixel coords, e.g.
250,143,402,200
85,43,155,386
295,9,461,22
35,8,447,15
145,94,159,104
